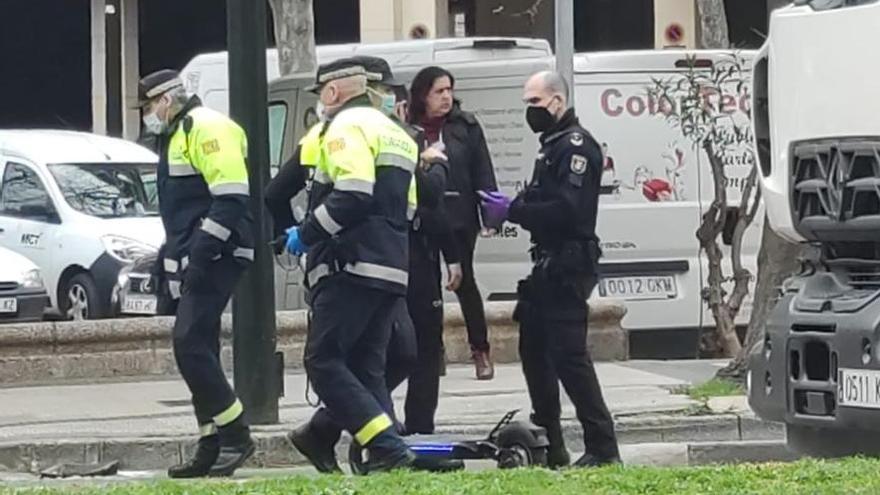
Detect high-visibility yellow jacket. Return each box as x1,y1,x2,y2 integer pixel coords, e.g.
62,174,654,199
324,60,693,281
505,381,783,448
156,97,254,295
299,97,418,295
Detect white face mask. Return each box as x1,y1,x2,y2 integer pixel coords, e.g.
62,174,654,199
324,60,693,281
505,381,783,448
142,111,165,135
315,102,327,122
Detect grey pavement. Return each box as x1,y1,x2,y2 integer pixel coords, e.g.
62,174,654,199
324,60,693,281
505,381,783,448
0,361,724,444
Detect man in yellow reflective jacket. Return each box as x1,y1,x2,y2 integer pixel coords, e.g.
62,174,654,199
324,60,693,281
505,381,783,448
284,59,418,473
137,69,255,478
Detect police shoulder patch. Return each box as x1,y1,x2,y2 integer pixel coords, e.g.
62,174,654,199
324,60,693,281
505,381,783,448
201,139,220,155
570,133,584,147
570,154,588,175
327,138,346,153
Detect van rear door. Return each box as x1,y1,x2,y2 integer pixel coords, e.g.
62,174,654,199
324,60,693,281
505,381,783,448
575,54,705,333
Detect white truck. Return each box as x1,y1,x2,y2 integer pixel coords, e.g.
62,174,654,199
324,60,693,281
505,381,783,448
747,0,880,456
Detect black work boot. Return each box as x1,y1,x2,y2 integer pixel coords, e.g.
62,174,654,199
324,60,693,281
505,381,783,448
361,431,415,474
209,419,255,477
168,435,220,479
287,422,343,474
363,447,416,474
532,416,570,469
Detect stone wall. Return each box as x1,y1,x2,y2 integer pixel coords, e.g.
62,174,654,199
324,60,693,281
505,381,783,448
0,302,626,385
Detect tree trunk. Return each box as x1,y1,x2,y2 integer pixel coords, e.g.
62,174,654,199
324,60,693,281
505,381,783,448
697,139,743,358
268,0,317,76
717,220,810,383
696,0,730,49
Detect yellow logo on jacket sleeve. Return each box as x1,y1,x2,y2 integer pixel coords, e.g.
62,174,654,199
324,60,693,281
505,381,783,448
327,138,346,154
201,139,221,155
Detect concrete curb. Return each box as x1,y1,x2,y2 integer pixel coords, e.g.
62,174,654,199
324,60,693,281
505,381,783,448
0,414,784,473
0,302,628,384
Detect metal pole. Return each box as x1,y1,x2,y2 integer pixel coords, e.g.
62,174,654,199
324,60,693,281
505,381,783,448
227,0,280,425
105,0,123,136
555,0,575,106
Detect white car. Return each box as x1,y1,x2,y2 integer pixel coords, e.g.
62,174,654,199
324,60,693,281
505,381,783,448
0,130,163,320
0,245,49,323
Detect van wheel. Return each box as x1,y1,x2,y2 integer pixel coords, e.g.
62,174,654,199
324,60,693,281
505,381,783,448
62,274,106,321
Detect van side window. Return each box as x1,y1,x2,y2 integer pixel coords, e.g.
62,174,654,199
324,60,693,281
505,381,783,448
0,163,56,222
268,102,288,173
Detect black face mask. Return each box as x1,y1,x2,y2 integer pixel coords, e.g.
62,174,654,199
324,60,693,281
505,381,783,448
526,105,557,134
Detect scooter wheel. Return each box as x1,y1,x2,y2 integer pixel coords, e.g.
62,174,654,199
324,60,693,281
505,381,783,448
494,421,549,468
497,444,532,469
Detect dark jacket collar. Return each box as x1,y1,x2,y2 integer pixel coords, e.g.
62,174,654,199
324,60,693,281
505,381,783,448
167,96,202,135
540,108,579,144
445,101,470,124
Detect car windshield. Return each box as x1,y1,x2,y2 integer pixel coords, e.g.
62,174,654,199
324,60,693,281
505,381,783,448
48,163,158,218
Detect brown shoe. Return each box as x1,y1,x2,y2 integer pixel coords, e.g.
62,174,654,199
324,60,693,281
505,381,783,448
473,350,494,381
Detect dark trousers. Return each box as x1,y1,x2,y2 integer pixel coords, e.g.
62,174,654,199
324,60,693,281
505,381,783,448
305,276,403,447
452,229,489,352
173,257,242,426
310,299,416,437
310,235,444,437
514,270,620,459
403,234,445,434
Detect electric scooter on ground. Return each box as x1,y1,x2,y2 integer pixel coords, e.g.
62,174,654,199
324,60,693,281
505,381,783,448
348,410,549,475
272,239,550,474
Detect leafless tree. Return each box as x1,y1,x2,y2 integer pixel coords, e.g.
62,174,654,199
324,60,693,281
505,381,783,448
696,0,730,49
268,0,318,76
649,54,759,357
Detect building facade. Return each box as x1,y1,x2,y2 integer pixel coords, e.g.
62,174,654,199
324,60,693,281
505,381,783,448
0,0,779,134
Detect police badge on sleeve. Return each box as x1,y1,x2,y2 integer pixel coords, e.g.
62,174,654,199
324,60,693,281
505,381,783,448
570,154,588,175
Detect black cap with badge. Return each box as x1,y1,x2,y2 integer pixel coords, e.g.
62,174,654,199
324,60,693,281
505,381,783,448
136,69,184,108
306,57,369,94
349,55,403,88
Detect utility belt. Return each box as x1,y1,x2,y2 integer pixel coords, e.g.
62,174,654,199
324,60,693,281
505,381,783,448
529,239,601,279
514,240,600,323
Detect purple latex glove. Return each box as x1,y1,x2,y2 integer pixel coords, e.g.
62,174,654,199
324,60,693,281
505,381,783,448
477,190,512,230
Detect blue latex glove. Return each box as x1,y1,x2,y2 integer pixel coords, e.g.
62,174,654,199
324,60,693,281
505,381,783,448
285,226,309,256
477,190,512,230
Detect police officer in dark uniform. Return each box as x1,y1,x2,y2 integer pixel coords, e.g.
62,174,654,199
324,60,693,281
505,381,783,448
481,70,621,468
136,69,255,478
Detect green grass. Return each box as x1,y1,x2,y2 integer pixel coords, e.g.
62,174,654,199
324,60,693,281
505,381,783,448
685,378,745,402
8,458,880,495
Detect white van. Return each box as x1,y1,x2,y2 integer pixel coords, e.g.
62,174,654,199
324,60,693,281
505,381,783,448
572,50,762,356
181,38,553,120
265,46,762,357
0,130,162,320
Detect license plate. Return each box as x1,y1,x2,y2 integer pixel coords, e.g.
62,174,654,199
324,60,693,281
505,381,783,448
122,295,157,315
598,276,677,301
0,297,17,314
838,368,880,409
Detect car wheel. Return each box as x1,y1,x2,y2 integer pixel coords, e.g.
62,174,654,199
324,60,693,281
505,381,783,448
63,273,106,321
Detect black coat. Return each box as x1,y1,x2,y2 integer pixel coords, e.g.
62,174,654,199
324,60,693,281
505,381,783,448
439,104,497,232
508,109,603,247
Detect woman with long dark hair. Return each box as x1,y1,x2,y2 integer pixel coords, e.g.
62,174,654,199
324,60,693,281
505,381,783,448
409,66,498,381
